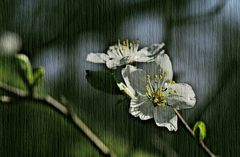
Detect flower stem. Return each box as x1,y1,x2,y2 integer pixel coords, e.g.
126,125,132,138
173,108,217,157
0,82,116,157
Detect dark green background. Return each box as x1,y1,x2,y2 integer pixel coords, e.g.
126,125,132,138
0,0,239,156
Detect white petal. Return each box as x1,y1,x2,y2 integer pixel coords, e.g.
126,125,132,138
121,65,137,95
130,94,148,107
106,59,121,69
119,56,131,65
139,43,165,56
155,53,173,81
165,83,196,109
133,54,155,63
121,65,146,95
86,53,109,63
133,43,165,63
154,106,178,131
129,97,154,120
107,46,125,58
136,61,162,77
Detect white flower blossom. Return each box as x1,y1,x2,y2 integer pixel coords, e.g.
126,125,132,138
86,40,165,69
118,56,196,131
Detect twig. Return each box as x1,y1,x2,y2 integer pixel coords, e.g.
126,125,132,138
0,82,28,97
0,82,116,157
173,108,217,157
199,140,217,157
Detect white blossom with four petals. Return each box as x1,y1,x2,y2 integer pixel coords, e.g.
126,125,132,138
86,40,165,69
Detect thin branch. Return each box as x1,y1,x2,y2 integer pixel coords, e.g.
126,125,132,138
173,108,194,136
199,140,217,157
0,83,116,157
37,95,69,115
173,108,217,157
0,82,28,97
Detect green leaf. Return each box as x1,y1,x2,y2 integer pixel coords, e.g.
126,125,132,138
0,56,27,91
15,54,34,86
86,70,122,95
193,121,207,141
32,67,45,87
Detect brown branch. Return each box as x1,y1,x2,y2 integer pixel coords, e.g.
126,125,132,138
173,108,217,157
0,82,116,157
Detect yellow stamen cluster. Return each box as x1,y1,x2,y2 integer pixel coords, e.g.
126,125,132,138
116,40,139,54
146,74,167,107
146,74,152,98
122,40,129,48
152,89,167,107
145,73,177,107
166,80,176,84
146,74,151,83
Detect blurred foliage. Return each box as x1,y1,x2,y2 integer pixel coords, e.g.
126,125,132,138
0,55,102,157
0,100,101,157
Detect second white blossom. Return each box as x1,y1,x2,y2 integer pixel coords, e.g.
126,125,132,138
86,40,165,69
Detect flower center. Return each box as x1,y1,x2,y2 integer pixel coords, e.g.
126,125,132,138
151,88,167,107
145,73,176,107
